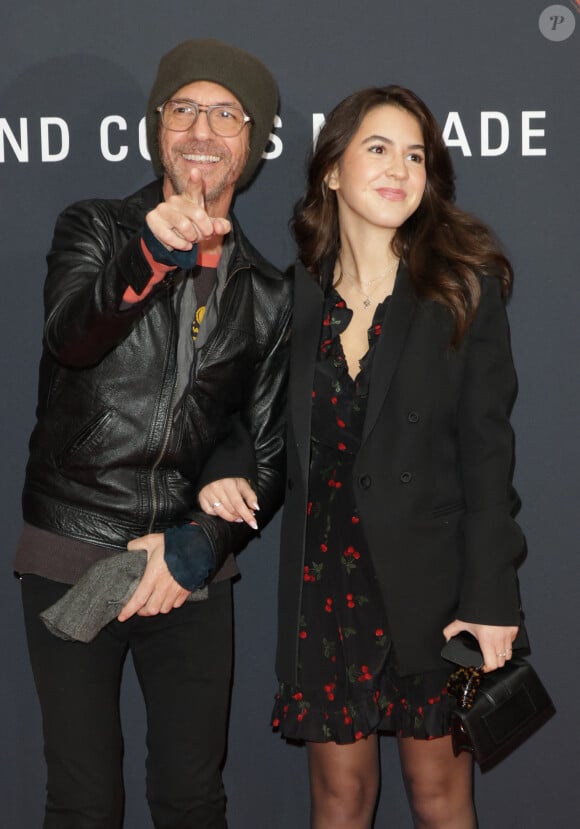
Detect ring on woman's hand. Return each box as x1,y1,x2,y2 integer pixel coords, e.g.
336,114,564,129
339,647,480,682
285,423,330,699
212,501,222,508
496,651,507,657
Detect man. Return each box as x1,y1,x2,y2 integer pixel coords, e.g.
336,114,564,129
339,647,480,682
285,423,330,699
15,39,291,828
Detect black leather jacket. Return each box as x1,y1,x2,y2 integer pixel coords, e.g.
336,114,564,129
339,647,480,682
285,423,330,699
22,180,291,571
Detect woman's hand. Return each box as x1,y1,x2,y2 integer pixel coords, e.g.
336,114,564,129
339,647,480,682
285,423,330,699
443,619,519,672
198,478,259,529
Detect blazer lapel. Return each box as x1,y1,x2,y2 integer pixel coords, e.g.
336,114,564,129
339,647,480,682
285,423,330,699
289,262,324,482
362,265,417,445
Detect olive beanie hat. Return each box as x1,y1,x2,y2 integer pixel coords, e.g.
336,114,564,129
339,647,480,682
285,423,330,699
147,38,278,189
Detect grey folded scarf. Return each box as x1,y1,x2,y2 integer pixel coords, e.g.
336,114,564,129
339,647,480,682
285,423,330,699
40,550,208,643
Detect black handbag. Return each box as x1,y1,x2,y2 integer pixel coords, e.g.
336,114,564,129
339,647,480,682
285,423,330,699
446,656,555,771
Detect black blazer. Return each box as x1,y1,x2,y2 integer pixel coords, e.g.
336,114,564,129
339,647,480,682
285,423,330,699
276,260,524,682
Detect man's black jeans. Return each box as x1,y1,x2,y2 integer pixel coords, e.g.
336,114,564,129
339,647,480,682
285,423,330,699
22,574,233,829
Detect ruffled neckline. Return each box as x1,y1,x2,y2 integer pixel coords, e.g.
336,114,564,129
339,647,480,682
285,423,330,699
319,286,389,390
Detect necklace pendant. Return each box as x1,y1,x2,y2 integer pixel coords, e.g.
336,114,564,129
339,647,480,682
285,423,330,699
363,297,371,309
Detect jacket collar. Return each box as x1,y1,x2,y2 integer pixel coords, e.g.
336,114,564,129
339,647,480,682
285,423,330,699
361,263,417,445
226,213,282,281
117,179,164,231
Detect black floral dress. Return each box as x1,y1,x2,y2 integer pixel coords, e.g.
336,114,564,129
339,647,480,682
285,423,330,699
272,287,455,744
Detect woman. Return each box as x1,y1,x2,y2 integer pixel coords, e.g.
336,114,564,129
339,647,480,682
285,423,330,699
201,85,524,828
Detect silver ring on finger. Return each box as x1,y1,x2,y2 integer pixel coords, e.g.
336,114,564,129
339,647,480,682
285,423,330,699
212,501,222,508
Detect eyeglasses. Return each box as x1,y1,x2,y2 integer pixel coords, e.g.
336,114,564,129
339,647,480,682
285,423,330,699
156,99,251,137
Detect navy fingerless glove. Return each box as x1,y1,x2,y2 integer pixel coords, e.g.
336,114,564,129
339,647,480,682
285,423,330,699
163,524,215,591
141,223,199,270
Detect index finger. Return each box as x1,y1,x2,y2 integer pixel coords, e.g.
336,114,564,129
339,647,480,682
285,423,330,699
118,581,152,622
220,494,257,529
236,478,259,511
183,168,205,208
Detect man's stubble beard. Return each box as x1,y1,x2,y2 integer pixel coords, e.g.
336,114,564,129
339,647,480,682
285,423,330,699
161,140,250,208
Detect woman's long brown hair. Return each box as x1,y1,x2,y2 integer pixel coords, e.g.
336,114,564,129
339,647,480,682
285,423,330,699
293,85,513,346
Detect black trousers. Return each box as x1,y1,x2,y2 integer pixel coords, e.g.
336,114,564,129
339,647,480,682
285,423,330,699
22,574,233,829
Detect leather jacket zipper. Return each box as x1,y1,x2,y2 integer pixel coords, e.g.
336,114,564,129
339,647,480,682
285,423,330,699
147,281,178,534
146,261,251,533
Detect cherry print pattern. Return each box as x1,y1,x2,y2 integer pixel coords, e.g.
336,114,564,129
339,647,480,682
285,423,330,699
272,287,454,743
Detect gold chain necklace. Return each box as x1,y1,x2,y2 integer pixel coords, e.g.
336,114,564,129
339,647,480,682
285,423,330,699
339,258,398,310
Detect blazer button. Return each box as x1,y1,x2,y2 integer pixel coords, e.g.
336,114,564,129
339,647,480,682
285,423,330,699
359,474,372,490
400,471,412,484
407,411,420,423
287,477,294,490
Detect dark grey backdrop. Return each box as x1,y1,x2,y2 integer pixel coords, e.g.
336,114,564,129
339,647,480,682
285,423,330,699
1,1,578,826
